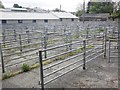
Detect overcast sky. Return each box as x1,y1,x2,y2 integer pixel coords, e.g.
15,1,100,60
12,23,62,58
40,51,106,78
1,0,91,12
1,0,118,12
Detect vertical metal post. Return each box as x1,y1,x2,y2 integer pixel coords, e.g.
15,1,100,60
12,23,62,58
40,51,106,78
76,25,80,39
14,30,16,41
38,51,44,90
83,0,85,23
108,40,111,63
19,34,22,52
0,43,5,73
102,30,104,52
44,36,47,58
2,32,5,48
26,31,30,43
69,31,72,50
54,26,56,33
83,40,86,70
86,27,89,39
64,26,69,51
104,28,107,58
44,27,48,58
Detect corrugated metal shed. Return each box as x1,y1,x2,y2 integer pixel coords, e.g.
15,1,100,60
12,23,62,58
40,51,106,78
52,12,78,19
0,12,59,20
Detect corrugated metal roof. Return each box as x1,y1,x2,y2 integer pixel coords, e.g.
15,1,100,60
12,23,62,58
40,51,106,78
11,8,28,11
0,12,59,20
52,12,78,19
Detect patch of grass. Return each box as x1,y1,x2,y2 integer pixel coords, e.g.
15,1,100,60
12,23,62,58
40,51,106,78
22,63,30,72
75,48,82,53
87,45,94,49
68,52,75,56
2,70,22,80
97,28,105,33
30,63,40,69
55,55,66,61
73,35,79,39
48,40,55,45
2,44,8,48
43,60,53,65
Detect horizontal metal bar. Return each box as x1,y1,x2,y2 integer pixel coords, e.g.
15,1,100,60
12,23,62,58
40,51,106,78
4,52,37,62
111,51,119,53
43,52,83,70
109,56,119,58
5,56,39,67
86,42,94,46
43,47,83,61
109,46,120,47
3,42,42,51
1,35,42,44
44,57,83,78
109,39,120,41
1,37,38,44
40,40,83,52
44,52,104,85
85,45,102,53
44,62,84,85
86,49,104,59
3,47,41,57
86,53,104,64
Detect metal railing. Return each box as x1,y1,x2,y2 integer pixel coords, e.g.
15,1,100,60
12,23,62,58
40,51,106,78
38,37,105,90
108,39,120,63
0,25,106,73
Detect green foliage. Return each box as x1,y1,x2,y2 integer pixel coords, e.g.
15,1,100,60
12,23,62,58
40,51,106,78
73,35,79,39
87,45,94,49
2,70,22,80
2,73,10,79
68,52,75,56
52,8,66,12
75,10,83,17
110,10,120,18
0,1,4,8
55,55,66,61
13,4,22,8
97,28,105,33
88,2,114,14
22,63,30,72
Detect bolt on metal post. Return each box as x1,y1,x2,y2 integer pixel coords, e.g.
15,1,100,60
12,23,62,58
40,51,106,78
83,40,86,70
38,51,44,90
0,43,5,73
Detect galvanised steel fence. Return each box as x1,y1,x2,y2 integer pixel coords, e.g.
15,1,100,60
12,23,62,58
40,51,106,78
2,20,118,76
0,24,107,73
38,35,106,89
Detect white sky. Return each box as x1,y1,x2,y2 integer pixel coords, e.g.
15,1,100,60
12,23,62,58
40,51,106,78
1,0,118,12
1,0,90,12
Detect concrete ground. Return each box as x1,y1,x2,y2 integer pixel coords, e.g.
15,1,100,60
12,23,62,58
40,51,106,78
1,48,118,89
